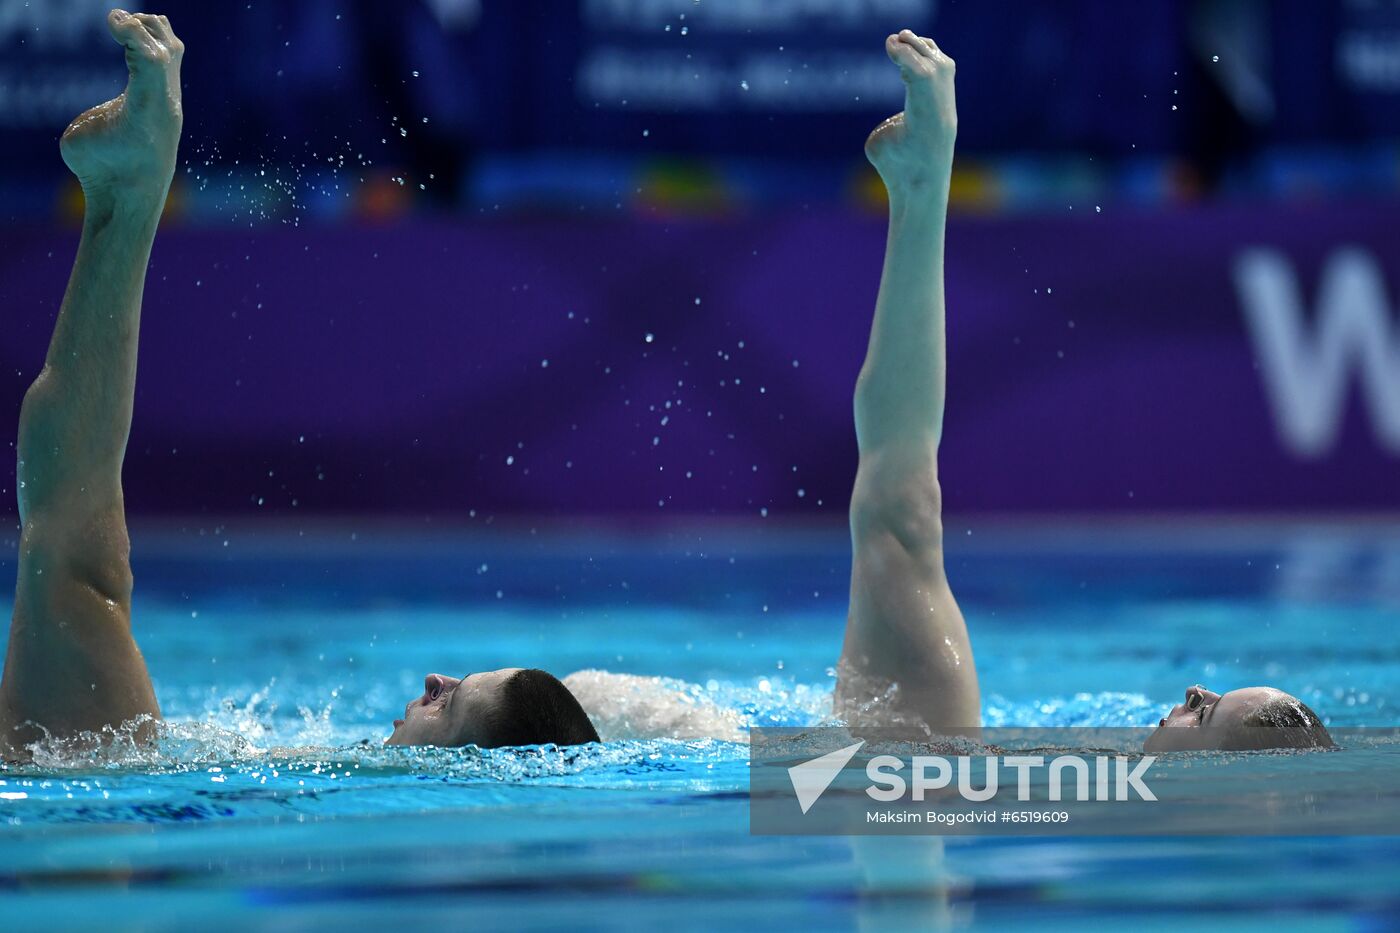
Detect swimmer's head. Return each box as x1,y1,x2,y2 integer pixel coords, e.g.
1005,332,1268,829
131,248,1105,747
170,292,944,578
1143,685,1333,752
385,668,600,749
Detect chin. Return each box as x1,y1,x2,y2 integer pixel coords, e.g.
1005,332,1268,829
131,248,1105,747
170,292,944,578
1144,726,1211,753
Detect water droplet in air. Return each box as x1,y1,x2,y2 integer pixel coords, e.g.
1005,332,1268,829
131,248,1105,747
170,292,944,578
644,332,655,343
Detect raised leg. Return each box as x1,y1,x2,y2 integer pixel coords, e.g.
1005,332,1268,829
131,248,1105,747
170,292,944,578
834,30,980,731
0,11,184,758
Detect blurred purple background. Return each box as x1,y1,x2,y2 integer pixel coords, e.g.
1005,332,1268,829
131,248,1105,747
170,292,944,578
1,1,1397,519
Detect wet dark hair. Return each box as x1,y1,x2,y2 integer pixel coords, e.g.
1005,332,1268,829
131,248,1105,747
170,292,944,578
481,669,600,749
1237,696,1334,750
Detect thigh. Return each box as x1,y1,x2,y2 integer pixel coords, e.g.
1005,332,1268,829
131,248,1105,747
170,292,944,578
0,510,158,753
836,532,980,730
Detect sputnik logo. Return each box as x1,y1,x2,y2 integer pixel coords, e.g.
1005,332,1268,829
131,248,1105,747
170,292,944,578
787,740,865,814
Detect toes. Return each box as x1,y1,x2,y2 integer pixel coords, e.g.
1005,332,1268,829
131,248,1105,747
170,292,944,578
894,29,953,71
885,33,913,64
133,12,173,46
885,33,932,78
131,12,183,56
898,30,937,60
159,14,184,55
107,10,167,63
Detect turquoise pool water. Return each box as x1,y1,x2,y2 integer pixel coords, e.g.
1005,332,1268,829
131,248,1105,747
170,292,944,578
0,521,1396,930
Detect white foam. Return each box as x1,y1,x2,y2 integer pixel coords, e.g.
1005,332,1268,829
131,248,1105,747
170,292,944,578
563,670,747,742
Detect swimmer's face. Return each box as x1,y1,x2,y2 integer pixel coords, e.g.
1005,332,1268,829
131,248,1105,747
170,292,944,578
1143,685,1286,751
384,668,523,747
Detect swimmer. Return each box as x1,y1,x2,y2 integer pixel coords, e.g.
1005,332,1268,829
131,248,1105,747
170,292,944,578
831,30,1330,753
0,11,598,761
0,16,1325,759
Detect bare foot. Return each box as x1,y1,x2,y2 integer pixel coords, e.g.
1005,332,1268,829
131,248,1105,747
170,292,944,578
60,10,184,206
865,29,957,196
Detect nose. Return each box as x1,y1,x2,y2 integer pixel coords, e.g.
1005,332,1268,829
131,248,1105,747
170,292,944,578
423,673,446,702
1183,684,1211,711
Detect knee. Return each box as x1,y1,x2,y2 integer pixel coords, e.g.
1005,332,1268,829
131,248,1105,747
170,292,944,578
19,512,134,608
850,474,944,556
